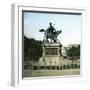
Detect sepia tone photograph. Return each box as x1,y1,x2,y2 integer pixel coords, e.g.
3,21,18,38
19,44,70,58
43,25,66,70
22,11,81,77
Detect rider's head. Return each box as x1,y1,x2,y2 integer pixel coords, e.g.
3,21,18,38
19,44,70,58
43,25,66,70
50,22,52,26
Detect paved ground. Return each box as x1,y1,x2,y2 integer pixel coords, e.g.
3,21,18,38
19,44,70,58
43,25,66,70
24,69,80,77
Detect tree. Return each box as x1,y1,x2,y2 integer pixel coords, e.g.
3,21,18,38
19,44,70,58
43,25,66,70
24,36,43,67
28,39,42,62
67,45,80,63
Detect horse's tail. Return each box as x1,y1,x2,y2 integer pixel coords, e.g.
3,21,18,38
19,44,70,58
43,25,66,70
55,30,62,37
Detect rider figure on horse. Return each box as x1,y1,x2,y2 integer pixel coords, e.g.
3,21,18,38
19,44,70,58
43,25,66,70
47,22,56,35
39,22,62,43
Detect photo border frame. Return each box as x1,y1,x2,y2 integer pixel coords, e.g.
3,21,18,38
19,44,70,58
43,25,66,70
11,4,87,87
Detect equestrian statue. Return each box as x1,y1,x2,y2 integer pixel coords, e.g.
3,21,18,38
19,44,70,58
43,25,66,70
39,22,62,43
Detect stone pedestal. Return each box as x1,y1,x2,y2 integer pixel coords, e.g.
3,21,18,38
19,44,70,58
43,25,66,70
39,42,62,68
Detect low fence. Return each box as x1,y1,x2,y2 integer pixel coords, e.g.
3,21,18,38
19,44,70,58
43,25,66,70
32,64,80,70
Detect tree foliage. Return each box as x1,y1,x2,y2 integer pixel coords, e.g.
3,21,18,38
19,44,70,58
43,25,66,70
67,45,80,62
24,36,43,62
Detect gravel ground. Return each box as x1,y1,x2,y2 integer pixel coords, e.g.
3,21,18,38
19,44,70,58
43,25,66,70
24,69,80,77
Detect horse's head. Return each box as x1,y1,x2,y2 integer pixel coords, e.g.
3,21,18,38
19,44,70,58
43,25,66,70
39,29,45,32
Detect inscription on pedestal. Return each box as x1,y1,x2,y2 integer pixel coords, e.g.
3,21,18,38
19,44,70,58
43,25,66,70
45,48,58,55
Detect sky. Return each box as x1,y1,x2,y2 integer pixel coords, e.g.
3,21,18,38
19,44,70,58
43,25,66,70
24,11,81,46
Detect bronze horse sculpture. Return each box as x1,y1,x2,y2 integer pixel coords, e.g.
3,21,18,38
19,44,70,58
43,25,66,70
39,29,62,43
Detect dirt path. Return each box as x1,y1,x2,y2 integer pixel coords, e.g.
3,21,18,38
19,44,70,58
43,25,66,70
24,69,80,77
